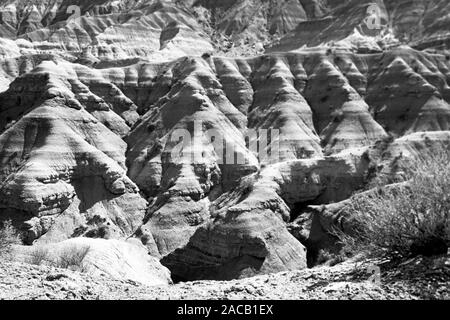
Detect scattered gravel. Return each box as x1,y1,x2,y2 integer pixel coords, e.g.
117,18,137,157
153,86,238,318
1,254,448,300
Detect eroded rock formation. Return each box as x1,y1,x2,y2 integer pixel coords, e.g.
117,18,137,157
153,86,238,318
0,0,449,282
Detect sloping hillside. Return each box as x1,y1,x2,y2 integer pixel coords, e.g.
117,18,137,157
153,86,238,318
0,0,449,287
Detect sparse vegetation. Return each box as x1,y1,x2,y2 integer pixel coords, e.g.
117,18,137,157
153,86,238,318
0,220,20,260
56,245,91,272
336,151,450,259
28,246,50,266
27,244,91,272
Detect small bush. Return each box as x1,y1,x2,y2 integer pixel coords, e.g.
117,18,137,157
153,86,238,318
0,220,20,260
56,245,91,272
336,151,450,258
28,246,50,266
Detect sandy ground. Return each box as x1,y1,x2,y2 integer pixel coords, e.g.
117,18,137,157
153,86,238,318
1,254,448,300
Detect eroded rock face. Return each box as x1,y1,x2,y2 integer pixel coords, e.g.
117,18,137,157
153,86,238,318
288,130,450,265
161,150,370,280
269,0,450,53
0,0,214,61
0,0,449,282
0,60,147,244
162,208,308,281
0,0,448,65
129,49,449,279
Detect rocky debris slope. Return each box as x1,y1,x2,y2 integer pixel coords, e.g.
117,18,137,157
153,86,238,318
1,254,448,300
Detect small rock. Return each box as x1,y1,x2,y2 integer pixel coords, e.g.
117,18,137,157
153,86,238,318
46,273,69,281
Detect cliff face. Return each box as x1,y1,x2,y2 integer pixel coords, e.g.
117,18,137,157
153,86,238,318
0,0,214,61
0,0,449,281
0,60,147,245
269,0,450,53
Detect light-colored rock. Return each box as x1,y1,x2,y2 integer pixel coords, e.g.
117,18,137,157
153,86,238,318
0,1,449,283
16,238,172,286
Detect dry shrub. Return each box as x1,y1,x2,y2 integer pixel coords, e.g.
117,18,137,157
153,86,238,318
56,245,91,271
337,151,450,258
0,220,20,260
25,243,91,273
28,246,51,265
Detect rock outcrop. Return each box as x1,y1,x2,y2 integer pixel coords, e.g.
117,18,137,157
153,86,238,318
0,60,147,244
0,0,448,63
0,0,214,61
0,0,449,282
269,0,450,53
